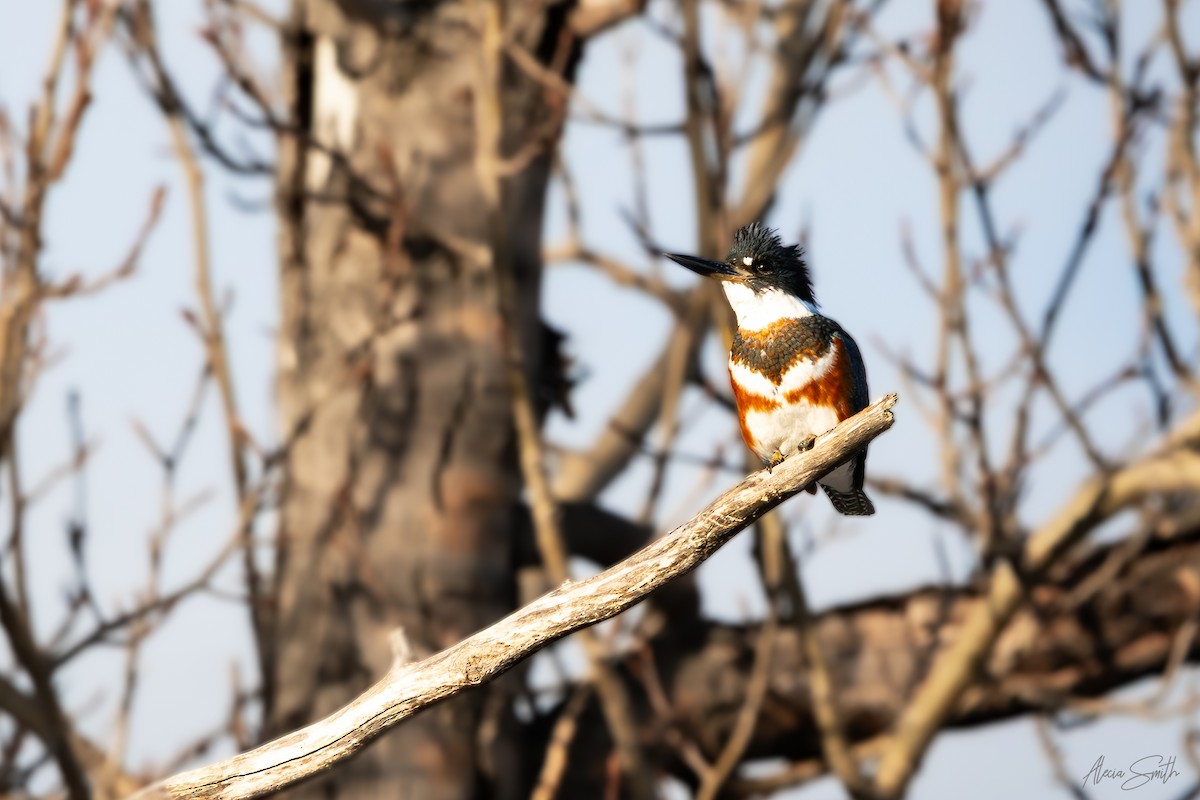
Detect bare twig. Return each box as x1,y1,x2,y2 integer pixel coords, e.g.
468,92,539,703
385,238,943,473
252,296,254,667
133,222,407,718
785,528,876,799
129,0,270,708
530,686,593,800
695,512,782,800
474,1,654,793
552,288,710,503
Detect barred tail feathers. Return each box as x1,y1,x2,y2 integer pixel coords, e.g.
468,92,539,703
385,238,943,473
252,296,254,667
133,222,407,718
820,484,875,516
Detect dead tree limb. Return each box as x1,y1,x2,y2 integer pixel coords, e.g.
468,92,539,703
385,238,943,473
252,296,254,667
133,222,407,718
129,394,897,800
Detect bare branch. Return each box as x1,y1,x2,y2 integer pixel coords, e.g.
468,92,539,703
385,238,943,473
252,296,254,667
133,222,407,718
552,287,710,503
131,395,898,800
695,513,782,800
874,408,1200,797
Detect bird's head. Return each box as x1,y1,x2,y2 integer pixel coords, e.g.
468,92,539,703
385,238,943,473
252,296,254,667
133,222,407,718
664,223,816,306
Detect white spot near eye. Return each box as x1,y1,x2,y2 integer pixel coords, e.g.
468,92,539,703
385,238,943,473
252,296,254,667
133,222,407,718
743,256,754,266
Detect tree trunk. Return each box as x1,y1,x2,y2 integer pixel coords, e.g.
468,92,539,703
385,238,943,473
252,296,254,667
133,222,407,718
269,1,573,796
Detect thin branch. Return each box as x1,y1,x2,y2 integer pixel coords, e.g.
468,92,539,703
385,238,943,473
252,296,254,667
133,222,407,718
785,530,876,799
695,512,782,800
552,287,710,503
131,0,269,704
530,686,593,800
476,0,655,791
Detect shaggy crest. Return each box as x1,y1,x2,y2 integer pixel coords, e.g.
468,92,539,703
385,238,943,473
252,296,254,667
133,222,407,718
726,223,816,306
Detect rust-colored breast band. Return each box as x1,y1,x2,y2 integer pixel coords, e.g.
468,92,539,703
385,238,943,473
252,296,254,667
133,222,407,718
730,316,837,385
729,372,779,451
782,337,854,420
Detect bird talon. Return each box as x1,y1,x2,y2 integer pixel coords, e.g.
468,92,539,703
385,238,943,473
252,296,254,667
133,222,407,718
767,450,785,471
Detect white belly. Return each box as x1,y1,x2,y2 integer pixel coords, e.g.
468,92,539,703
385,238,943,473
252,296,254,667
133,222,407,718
742,401,837,461
732,354,856,490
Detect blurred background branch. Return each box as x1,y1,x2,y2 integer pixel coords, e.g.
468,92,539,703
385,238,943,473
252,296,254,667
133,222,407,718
3,0,1200,798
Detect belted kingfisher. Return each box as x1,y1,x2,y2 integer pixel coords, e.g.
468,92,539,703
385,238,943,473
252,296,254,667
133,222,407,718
666,223,874,516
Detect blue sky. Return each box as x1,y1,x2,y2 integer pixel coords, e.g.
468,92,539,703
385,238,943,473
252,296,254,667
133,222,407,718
2,0,1198,796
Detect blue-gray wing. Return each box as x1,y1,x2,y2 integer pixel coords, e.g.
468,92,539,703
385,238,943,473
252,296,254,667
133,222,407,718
834,325,872,501
838,327,869,414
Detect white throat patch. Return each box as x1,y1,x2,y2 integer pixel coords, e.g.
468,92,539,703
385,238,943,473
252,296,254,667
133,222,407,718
721,283,815,331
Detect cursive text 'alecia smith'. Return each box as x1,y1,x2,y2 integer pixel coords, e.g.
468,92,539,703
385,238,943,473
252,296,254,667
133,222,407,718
1082,754,1181,790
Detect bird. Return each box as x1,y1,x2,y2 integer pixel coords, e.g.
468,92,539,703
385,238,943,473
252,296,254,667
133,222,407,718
665,223,874,516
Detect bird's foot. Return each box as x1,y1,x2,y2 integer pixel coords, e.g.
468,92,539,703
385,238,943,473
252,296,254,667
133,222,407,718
767,450,785,472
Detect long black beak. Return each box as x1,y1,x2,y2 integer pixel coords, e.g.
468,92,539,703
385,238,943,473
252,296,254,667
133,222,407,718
664,252,737,279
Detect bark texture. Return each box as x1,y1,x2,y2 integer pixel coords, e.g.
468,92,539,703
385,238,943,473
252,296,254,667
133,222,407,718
270,1,574,796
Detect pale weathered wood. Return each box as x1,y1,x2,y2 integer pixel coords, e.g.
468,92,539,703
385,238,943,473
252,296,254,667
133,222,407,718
129,395,897,800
